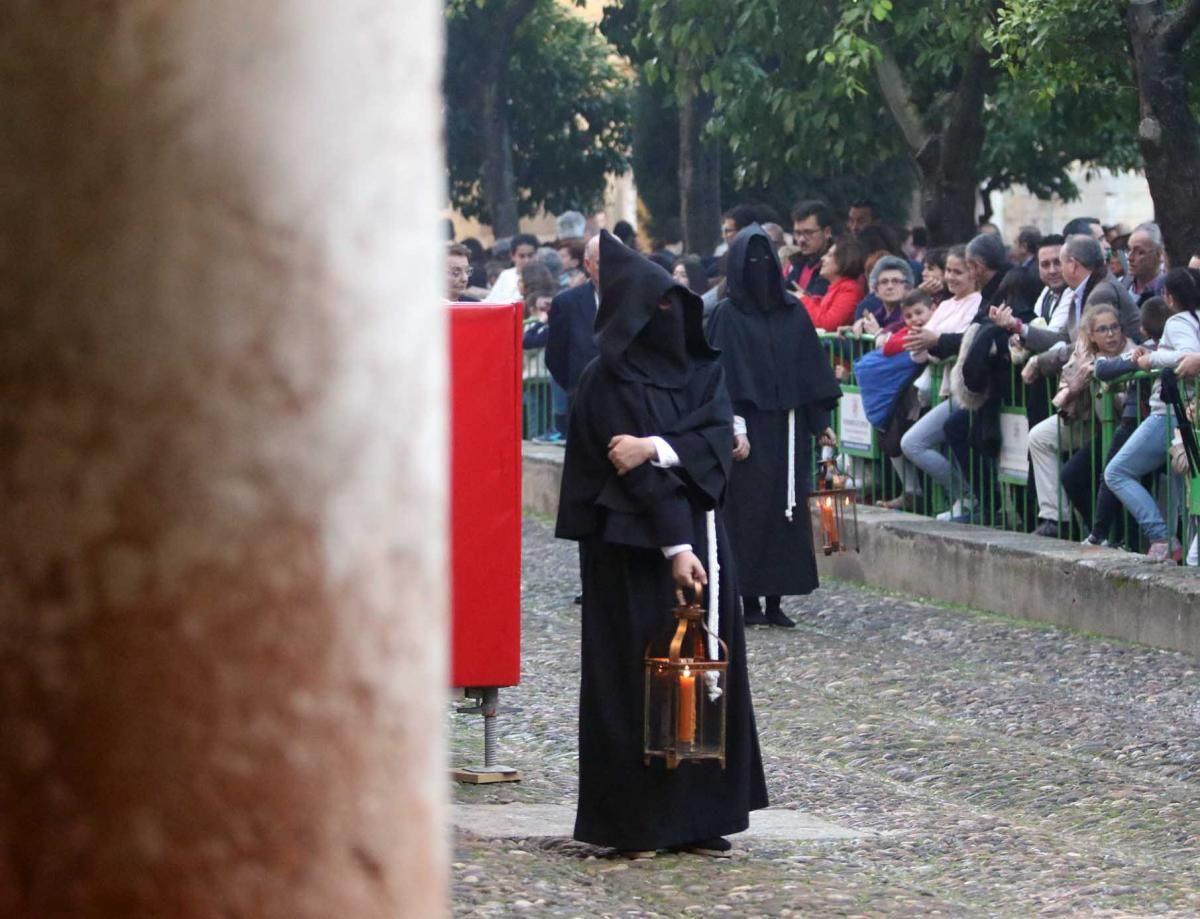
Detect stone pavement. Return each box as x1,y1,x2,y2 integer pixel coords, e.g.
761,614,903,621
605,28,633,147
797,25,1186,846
450,517,1200,917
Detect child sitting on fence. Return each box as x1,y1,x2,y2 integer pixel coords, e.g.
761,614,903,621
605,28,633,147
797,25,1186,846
854,290,934,510
1072,297,1170,546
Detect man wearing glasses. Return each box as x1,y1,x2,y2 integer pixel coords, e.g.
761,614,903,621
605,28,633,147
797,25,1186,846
445,243,477,302
787,200,834,298
1121,222,1166,306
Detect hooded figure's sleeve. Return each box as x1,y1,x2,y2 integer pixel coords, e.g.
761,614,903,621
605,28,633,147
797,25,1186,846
658,362,734,510
561,370,696,549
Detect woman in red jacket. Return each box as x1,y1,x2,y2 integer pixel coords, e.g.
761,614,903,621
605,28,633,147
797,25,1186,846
801,236,866,331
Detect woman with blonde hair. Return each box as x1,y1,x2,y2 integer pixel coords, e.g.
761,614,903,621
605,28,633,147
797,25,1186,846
1026,303,1136,537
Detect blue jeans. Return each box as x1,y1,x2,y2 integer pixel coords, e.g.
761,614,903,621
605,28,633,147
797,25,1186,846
1103,412,1177,542
900,399,964,502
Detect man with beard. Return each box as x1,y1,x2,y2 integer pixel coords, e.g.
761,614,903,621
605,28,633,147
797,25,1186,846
707,225,842,627
555,231,768,859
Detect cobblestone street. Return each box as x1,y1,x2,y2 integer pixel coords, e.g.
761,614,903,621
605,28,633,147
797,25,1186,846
450,517,1200,917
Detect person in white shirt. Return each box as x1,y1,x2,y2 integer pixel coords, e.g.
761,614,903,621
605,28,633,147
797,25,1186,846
1105,267,1200,561
484,233,539,303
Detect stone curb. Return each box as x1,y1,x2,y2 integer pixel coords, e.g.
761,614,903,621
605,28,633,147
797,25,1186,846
522,443,1200,656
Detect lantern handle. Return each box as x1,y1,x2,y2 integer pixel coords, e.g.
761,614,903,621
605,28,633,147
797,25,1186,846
673,580,705,607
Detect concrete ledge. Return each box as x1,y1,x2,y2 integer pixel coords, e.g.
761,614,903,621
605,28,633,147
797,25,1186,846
523,443,1200,656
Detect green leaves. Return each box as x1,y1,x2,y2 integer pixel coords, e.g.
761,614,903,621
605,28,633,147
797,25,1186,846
444,0,632,221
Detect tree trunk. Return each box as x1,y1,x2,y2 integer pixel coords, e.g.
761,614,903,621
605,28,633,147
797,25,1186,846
477,0,537,238
919,47,990,245
873,36,990,246
1125,0,1200,267
678,85,722,255
918,158,982,246
479,80,520,237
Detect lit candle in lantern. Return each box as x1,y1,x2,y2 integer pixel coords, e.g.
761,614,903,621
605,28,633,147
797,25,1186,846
821,495,839,548
677,666,696,745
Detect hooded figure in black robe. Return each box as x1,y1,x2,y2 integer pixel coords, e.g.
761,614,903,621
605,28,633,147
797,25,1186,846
556,231,768,854
707,225,842,626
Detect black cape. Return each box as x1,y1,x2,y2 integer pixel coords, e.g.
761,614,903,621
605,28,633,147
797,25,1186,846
707,225,841,597
556,231,768,850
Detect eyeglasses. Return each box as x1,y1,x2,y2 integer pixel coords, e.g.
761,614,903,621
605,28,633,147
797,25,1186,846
876,277,907,285
794,228,825,238
1127,247,1158,258
1093,323,1121,335
447,267,470,278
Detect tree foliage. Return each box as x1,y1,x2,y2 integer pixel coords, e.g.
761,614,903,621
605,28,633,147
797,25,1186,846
444,0,633,225
992,0,1200,263
612,0,1143,241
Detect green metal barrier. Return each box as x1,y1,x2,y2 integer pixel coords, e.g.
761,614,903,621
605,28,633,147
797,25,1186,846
522,348,554,439
814,336,1200,565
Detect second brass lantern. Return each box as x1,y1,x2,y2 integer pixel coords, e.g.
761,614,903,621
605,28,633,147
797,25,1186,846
809,459,860,556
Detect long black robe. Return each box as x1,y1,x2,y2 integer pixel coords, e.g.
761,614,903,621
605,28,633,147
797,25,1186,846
556,231,768,850
707,225,842,597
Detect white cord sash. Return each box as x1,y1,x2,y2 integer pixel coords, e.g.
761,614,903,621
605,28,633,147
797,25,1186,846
784,408,797,520
704,509,722,700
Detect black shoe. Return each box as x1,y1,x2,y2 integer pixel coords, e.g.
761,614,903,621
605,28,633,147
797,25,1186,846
674,836,732,858
573,594,583,605
743,610,769,626
766,609,796,628
1032,519,1059,538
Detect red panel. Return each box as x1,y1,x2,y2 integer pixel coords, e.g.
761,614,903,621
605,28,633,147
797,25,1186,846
448,302,523,687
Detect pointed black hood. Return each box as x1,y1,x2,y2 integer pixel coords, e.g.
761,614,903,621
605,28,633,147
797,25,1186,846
725,224,791,314
594,230,716,388
708,226,842,412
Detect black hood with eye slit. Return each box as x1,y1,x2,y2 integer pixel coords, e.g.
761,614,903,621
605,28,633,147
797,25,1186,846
708,225,841,412
724,223,788,314
594,230,717,388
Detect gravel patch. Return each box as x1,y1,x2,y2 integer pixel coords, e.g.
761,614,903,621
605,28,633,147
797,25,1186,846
450,516,1200,917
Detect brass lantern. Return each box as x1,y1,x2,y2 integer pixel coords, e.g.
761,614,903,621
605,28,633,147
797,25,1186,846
809,460,860,556
643,590,728,769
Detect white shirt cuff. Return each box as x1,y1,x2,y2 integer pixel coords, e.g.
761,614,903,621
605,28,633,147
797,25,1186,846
649,435,680,467
662,544,692,559
732,415,747,437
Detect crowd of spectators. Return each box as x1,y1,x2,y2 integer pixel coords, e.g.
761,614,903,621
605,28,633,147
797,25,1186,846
446,198,1200,565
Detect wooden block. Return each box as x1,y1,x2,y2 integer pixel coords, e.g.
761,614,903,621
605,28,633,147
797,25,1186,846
451,766,522,784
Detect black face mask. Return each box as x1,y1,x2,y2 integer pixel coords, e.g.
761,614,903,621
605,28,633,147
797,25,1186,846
744,238,777,310
625,292,688,386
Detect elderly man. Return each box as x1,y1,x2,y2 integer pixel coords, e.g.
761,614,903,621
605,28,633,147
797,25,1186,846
1122,222,1166,305
965,232,1012,308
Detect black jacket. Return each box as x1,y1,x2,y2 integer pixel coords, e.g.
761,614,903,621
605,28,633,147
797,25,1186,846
545,281,599,394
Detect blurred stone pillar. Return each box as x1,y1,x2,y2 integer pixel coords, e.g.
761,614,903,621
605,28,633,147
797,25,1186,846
0,3,447,917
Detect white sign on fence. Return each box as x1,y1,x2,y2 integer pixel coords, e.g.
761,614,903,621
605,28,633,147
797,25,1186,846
839,389,874,456
998,410,1030,484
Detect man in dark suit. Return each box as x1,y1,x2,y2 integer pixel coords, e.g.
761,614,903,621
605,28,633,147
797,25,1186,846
545,234,601,404
544,233,601,603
